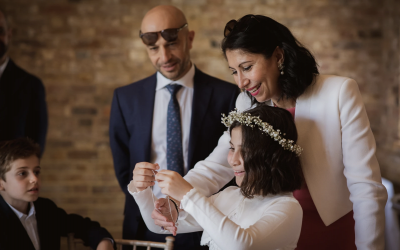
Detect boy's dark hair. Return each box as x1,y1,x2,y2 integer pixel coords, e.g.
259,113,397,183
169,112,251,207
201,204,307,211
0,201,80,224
0,138,41,181
229,104,303,198
221,14,319,105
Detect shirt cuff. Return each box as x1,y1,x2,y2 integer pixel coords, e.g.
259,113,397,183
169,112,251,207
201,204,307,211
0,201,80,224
177,188,197,220
180,188,197,209
127,180,150,196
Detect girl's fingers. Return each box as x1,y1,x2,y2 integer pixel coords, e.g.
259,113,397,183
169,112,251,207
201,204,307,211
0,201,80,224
155,173,169,182
134,175,155,182
165,226,177,235
157,169,176,176
135,162,160,171
134,181,155,188
136,168,158,176
155,198,167,208
158,183,168,190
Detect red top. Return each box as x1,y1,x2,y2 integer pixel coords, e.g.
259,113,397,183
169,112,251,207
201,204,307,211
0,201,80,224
286,107,356,250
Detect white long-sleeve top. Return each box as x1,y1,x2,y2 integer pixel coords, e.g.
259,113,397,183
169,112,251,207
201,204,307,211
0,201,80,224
129,184,303,250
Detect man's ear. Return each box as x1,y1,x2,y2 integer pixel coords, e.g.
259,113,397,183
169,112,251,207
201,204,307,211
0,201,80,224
187,30,195,50
0,180,5,191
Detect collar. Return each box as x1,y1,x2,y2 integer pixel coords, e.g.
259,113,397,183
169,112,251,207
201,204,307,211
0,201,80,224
7,201,36,219
0,57,9,75
156,62,195,91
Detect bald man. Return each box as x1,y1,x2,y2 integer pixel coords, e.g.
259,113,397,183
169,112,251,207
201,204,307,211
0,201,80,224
0,10,48,153
109,5,238,250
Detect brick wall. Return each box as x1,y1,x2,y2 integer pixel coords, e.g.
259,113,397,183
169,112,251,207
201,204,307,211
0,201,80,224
378,0,400,186
1,0,399,248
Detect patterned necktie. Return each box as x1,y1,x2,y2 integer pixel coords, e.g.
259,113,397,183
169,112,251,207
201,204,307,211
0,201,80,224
166,84,184,176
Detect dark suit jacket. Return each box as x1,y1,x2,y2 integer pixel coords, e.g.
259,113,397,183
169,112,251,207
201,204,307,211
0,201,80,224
0,59,48,154
109,67,238,248
0,196,115,250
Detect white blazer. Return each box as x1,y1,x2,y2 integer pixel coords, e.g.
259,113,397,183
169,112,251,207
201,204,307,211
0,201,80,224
184,75,388,250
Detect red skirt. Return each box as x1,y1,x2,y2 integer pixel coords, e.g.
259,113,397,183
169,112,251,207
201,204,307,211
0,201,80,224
293,184,356,250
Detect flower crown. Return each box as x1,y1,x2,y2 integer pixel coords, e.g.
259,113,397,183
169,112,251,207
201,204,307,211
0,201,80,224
221,109,303,156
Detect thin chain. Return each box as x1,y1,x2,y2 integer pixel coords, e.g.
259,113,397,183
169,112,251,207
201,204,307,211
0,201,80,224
151,170,174,226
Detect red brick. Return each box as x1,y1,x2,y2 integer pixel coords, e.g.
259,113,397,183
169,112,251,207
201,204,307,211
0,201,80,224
67,150,98,159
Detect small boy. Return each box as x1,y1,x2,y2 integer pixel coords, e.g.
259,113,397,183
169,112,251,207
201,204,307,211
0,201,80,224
0,138,116,250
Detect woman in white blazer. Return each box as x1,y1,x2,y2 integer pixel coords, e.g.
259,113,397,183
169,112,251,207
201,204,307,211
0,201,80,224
140,14,388,250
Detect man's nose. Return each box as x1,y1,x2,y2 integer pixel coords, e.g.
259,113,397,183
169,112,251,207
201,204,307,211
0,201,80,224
159,46,172,63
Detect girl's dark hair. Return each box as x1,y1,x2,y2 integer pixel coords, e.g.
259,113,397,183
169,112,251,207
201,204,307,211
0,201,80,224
229,104,303,198
222,14,319,104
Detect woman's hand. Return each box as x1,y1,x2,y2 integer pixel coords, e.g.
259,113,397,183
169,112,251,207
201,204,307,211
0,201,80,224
132,162,160,192
156,170,193,201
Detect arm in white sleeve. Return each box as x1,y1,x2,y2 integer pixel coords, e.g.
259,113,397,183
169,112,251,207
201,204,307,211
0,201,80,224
128,182,166,234
183,131,234,196
128,182,204,234
181,189,303,250
339,79,388,249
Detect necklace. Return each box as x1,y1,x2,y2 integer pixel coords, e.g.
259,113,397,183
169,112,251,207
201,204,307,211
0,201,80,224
150,170,175,229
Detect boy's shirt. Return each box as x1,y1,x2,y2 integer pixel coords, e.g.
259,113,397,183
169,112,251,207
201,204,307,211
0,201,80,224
7,201,40,250
0,195,115,250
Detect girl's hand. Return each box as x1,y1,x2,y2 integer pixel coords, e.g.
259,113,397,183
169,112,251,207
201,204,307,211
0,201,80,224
132,162,160,191
152,198,178,236
155,170,193,201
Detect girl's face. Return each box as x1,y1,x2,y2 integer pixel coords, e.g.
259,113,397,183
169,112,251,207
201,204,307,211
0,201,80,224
226,48,283,103
227,127,245,186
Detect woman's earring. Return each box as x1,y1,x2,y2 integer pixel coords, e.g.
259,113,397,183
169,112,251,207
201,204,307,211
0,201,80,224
278,62,284,75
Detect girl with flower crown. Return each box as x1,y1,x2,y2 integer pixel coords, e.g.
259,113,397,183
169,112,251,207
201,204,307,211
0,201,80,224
129,105,304,250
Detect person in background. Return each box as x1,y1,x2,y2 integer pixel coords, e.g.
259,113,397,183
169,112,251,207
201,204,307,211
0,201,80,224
0,138,115,250
109,5,238,250
0,9,48,155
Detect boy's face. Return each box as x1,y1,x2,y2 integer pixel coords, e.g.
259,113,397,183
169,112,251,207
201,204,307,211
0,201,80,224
0,155,41,211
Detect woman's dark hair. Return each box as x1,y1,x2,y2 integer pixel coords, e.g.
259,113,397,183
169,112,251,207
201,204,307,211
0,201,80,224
222,14,319,104
229,104,303,198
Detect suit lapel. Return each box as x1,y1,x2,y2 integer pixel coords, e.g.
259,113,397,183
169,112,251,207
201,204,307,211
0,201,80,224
295,80,314,180
35,200,48,250
35,199,58,250
187,68,213,169
0,196,36,250
0,59,16,115
133,75,157,163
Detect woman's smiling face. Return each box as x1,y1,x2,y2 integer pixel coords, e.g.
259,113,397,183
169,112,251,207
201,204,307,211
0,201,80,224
226,48,283,103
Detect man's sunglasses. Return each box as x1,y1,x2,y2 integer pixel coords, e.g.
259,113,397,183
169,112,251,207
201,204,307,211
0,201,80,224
139,23,188,45
224,15,260,37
